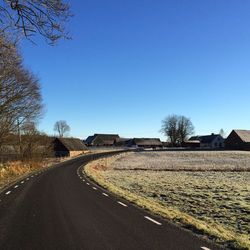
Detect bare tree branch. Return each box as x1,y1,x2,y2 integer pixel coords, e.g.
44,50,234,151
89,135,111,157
0,0,72,44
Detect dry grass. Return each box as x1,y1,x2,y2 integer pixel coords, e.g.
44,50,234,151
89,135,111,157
84,151,250,250
0,157,71,189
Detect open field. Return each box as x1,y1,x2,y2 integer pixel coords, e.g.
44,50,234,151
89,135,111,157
112,151,250,171
85,151,250,249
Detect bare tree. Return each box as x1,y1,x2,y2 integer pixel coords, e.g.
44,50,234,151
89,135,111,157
0,0,72,44
0,35,43,147
178,115,194,144
160,115,179,146
54,120,70,137
161,115,194,146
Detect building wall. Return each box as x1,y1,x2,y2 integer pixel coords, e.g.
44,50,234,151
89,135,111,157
225,131,244,150
200,136,224,149
225,132,250,150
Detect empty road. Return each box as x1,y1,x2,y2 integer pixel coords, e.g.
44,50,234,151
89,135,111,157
0,151,220,250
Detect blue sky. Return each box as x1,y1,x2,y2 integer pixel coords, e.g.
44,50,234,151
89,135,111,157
20,0,250,140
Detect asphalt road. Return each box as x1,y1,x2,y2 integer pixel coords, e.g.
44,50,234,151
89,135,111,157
0,151,221,250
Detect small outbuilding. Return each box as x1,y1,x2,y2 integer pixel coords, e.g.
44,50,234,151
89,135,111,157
127,138,163,149
85,134,120,146
225,130,250,150
53,137,88,157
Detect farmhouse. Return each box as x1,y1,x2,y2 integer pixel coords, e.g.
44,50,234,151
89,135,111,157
53,137,88,157
85,134,120,146
188,134,224,149
225,130,250,150
127,138,163,149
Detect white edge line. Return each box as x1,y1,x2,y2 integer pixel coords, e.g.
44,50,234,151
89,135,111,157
144,216,162,225
92,187,97,190
201,247,211,250
87,183,90,185
117,201,127,207
5,191,11,195
102,193,109,197
21,181,24,184
14,185,19,188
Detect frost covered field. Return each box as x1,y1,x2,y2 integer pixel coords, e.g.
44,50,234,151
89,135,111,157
88,151,250,249
112,150,250,171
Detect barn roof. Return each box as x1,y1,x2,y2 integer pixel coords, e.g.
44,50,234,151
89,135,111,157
56,138,88,151
133,138,162,146
233,130,250,143
88,134,120,145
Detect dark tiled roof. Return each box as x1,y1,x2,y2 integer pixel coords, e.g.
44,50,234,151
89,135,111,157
189,134,222,144
233,130,250,142
56,138,88,151
85,136,94,144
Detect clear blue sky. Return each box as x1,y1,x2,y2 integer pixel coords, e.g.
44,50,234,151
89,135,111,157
20,0,250,140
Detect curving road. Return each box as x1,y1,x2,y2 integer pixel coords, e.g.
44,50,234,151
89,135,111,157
0,151,220,250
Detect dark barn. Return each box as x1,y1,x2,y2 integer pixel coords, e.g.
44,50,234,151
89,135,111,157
53,137,88,157
225,130,250,151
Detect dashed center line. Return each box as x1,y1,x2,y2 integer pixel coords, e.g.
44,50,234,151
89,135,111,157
5,191,11,195
82,179,85,182
87,183,90,185
14,185,19,189
102,193,109,197
144,216,162,225
201,247,211,250
21,181,24,184
117,201,127,207
92,187,97,190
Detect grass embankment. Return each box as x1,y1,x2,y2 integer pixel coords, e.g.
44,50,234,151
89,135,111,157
84,152,250,250
0,158,64,189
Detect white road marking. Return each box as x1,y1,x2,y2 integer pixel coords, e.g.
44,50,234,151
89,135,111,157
117,201,127,207
87,183,90,185
82,179,85,182
80,177,82,179
21,181,24,184
92,187,97,190
144,216,162,225
102,193,109,197
31,175,34,178
201,247,211,250
5,191,11,195
26,178,29,180
14,185,19,189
